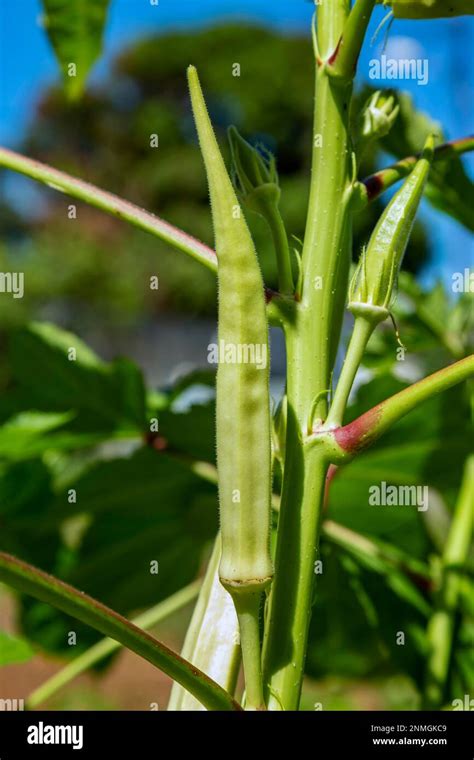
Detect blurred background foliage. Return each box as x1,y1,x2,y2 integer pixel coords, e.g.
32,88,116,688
0,24,431,331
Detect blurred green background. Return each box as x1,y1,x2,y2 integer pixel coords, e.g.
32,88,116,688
0,24,431,333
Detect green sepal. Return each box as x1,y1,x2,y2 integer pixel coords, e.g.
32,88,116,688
354,90,399,159
228,125,281,218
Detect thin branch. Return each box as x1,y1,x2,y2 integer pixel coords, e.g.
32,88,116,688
424,454,474,708
325,315,375,428
0,146,218,272
329,355,474,457
27,579,202,708
322,520,431,585
0,551,241,711
327,0,376,79
359,136,474,206
0,147,293,323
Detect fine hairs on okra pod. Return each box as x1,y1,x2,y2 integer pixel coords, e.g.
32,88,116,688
187,66,273,710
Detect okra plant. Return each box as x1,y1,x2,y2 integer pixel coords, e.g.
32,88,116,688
0,0,473,712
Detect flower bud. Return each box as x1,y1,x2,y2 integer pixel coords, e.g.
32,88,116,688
349,135,434,322
228,125,280,217
355,90,399,157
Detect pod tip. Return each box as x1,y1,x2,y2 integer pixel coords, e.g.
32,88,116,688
187,65,198,84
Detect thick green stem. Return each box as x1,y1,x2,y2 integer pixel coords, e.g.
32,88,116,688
232,591,265,710
262,1,353,710
325,315,376,428
27,579,201,709
300,18,354,422
424,454,474,708
263,436,327,710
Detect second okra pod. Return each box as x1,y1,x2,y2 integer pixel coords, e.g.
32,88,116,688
326,135,434,428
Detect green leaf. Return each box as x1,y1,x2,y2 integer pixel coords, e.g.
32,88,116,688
0,459,61,571
0,411,73,460
452,614,474,699
306,547,428,681
315,367,472,689
323,522,431,616
158,400,216,463
9,322,146,434
14,448,218,655
332,376,472,539
0,630,34,666
41,0,111,100
425,157,474,232
166,369,216,403
377,0,474,19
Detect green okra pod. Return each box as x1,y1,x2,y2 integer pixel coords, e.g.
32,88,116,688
188,66,273,709
327,135,434,428
349,134,434,323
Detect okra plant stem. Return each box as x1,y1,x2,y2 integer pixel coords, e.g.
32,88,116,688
423,454,474,708
328,0,376,81
325,315,375,428
28,579,202,709
0,552,241,711
232,591,266,710
360,136,474,206
263,0,353,709
328,355,474,459
0,147,218,272
263,417,327,709
262,0,359,710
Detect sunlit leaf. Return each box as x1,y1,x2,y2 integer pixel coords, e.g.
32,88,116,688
41,0,111,100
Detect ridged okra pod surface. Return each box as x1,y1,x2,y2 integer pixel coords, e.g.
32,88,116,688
187,66,273,593
349,135,434,321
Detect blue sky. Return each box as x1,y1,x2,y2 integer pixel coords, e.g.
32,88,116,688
0,0,472,285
